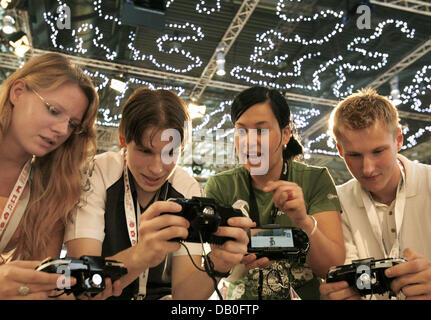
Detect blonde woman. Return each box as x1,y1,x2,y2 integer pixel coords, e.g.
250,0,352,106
0,52,98,299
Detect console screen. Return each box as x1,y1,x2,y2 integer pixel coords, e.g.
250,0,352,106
250,228,294,248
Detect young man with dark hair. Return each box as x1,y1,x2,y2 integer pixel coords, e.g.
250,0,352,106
65,88,253,300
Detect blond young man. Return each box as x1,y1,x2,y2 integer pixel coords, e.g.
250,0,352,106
319,88,431,300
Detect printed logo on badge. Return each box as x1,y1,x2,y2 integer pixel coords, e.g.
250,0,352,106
327,194,338,200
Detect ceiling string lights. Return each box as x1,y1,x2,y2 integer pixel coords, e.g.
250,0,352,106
231,6,345,90
232,8,416,98
38,0,430,156
401,65,431,113
196,0,221,15
306,133,338,156
93,0,122,24
44,4,118,60
231,2,345,88
82,69,110,91
45,0,206,73
306,62,431,155
193,98,322,148
293,107,321,129
333,19,415,98
80,68,186,127
128,22,204,73
113,77,185,107
402,125,431,150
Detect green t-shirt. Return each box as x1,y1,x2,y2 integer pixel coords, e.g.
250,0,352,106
205,161,341,300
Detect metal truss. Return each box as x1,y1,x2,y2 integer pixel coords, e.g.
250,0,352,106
301,113,332,141
96,126,120,152
371,0,431,16
31,49,203,86
188,0,260,102
0,49,344,108
285,92,338,108
0,52,23,70
368,37,431,89
2,49,430,124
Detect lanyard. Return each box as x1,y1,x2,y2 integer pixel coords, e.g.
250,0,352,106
122,150,138,246
361,160,406,258
122,150,149,297
248,160,288,226
388,160,407,258
123,149,169,298
0,160,32,252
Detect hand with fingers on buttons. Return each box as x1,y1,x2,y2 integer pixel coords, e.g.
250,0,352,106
386,248,431,300
0,260,76,300
240,227,275,270
262,181,308,227
319,280,363,300
208,216,256,275
131,201,190,271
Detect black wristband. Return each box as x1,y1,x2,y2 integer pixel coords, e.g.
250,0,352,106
203,254,232,278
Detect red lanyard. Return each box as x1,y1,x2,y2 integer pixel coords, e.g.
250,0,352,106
122,150,139,246
0,160,32,250
122,149,154,298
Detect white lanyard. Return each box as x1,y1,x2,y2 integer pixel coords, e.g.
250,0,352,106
361,161,406,258
123,149,162,298
0,160,32,252
389,161,407,258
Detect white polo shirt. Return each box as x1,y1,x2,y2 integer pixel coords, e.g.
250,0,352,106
338,154,431,263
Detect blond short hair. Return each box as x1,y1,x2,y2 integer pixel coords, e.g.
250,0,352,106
329,88,400,141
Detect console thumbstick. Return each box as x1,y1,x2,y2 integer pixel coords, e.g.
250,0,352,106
90,274,103,288
359,272,371,288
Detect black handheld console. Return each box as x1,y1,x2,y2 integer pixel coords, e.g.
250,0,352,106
326,257,407,297
247,225,310,262
162,197,244,245
36,255,128,298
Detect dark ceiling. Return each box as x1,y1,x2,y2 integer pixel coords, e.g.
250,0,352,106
1,0,431,183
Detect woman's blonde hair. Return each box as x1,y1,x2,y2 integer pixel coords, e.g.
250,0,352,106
329,88,400,142
0,52,99,261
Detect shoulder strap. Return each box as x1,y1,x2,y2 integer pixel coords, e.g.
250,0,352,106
248,160,289,226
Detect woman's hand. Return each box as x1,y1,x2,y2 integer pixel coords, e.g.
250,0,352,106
263,180,309,227
0,260,76,300
241,254,275,270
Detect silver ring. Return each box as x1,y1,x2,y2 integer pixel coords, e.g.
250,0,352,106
18,284,30,296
